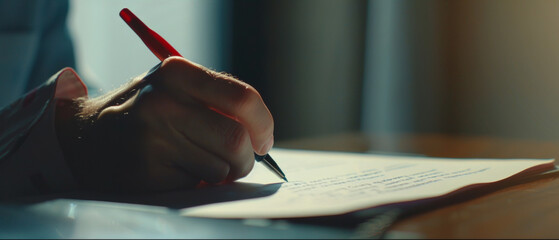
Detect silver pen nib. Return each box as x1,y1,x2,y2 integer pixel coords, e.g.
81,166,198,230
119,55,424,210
254,153,287,182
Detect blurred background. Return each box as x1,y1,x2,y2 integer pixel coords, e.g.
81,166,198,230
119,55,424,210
68,0,559,143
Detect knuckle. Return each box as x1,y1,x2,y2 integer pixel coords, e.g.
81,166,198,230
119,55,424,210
221,121,250,155
230,84,260,115
159,57,191,86
161,56,188,70
160,57,201,78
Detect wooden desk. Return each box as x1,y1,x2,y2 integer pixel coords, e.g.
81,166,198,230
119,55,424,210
276,132,559,238
4,132,557,238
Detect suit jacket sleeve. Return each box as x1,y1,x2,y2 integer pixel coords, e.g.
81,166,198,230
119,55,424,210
0,67,87,199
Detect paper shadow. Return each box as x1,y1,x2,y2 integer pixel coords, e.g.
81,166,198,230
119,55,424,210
10,182,283,210
125,182,284,209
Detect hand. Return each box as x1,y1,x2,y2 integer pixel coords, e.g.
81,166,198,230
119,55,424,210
55,57,274,193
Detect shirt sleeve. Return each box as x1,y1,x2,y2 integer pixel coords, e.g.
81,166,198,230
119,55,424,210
0,67,87,199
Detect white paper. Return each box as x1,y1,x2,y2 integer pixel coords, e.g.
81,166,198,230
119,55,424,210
180,148,554,219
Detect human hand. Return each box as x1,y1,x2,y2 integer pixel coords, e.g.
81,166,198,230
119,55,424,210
56,57,274,193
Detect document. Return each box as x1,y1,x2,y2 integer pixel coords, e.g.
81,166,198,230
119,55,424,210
180,148,555,219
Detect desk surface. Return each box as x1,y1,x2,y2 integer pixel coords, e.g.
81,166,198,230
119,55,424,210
277,132,559,238
3,132,559,238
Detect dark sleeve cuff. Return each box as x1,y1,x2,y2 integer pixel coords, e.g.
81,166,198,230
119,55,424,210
0,68,87,199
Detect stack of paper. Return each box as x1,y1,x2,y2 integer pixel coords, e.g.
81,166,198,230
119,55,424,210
180,148,555,219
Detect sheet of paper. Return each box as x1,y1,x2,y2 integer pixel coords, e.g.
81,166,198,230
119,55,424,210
180,148,555,219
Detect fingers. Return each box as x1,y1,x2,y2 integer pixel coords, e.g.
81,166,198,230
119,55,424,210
148,57,274,155
91,58,273,191
134,87,254,182
168,100,255,181
163,131,231,184
136,137,202,190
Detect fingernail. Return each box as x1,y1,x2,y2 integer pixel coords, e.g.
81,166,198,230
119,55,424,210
259,136,274,154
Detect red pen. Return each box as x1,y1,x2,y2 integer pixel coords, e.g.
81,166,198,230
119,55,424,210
119,8,287,182
120,8,181,60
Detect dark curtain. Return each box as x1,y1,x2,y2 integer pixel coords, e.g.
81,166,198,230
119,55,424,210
229,0,368,141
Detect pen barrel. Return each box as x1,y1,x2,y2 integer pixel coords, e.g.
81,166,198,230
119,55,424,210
120,8,182,61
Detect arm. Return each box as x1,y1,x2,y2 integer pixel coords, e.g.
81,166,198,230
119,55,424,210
1,56,274,199
0,68,86,199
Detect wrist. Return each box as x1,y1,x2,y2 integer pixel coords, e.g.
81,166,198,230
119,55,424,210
53,84,141,191
54,98,95,187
